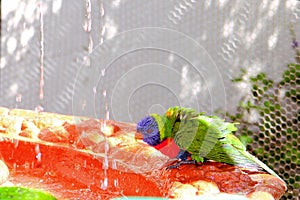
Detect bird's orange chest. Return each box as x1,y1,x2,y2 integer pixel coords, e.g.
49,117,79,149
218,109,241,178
154,138,180,158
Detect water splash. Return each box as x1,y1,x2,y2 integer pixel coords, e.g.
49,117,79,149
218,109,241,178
35,144,42,163
35,105,44,113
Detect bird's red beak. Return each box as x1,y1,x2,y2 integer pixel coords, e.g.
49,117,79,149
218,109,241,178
135,131,144,140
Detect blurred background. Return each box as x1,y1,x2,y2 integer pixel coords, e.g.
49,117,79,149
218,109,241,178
1,1,299,199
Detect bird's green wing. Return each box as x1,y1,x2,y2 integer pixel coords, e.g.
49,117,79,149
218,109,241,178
167,108,284,182
173,115,222,162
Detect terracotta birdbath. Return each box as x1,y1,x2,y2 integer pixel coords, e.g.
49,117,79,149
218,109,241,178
0,107,287,199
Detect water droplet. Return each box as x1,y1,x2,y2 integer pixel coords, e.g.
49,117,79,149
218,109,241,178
99,1,105,45
99,2,105,17
93,86,97,94
105,140,109,153
99,37,104,45
16,94,22,102
114,178,118,187
35,144,42,162
102,90,106,97
103,156,108,169
84,0,92,32
35,144,40,153
101,68,105,76
112,159,117,169
101,177,108,190
101,121,106,132
83,56,91,67
88,36,93,53
82,99,86,110
13,139,19,148
23,162,30,170
105,110,109,120
13,163,17,170
36,152,42,162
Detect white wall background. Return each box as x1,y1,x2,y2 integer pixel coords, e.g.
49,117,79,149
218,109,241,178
1,0,299,123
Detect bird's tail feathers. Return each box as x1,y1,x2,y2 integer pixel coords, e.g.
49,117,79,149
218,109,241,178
243,151,285,184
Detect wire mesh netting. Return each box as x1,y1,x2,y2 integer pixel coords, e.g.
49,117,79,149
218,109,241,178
1,0,299,199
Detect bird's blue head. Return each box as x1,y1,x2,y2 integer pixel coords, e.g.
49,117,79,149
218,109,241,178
136,116,161,146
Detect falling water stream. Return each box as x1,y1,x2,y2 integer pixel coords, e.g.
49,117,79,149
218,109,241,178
33,1,45,172
99,68,110,190
35,2,45,114
83,0,111,191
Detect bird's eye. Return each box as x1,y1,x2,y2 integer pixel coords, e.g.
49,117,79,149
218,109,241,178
147,129,153,133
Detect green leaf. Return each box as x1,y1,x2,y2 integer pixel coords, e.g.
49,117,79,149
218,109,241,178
0,187,57,200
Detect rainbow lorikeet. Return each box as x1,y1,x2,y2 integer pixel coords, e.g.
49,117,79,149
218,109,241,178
136,106,283,181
